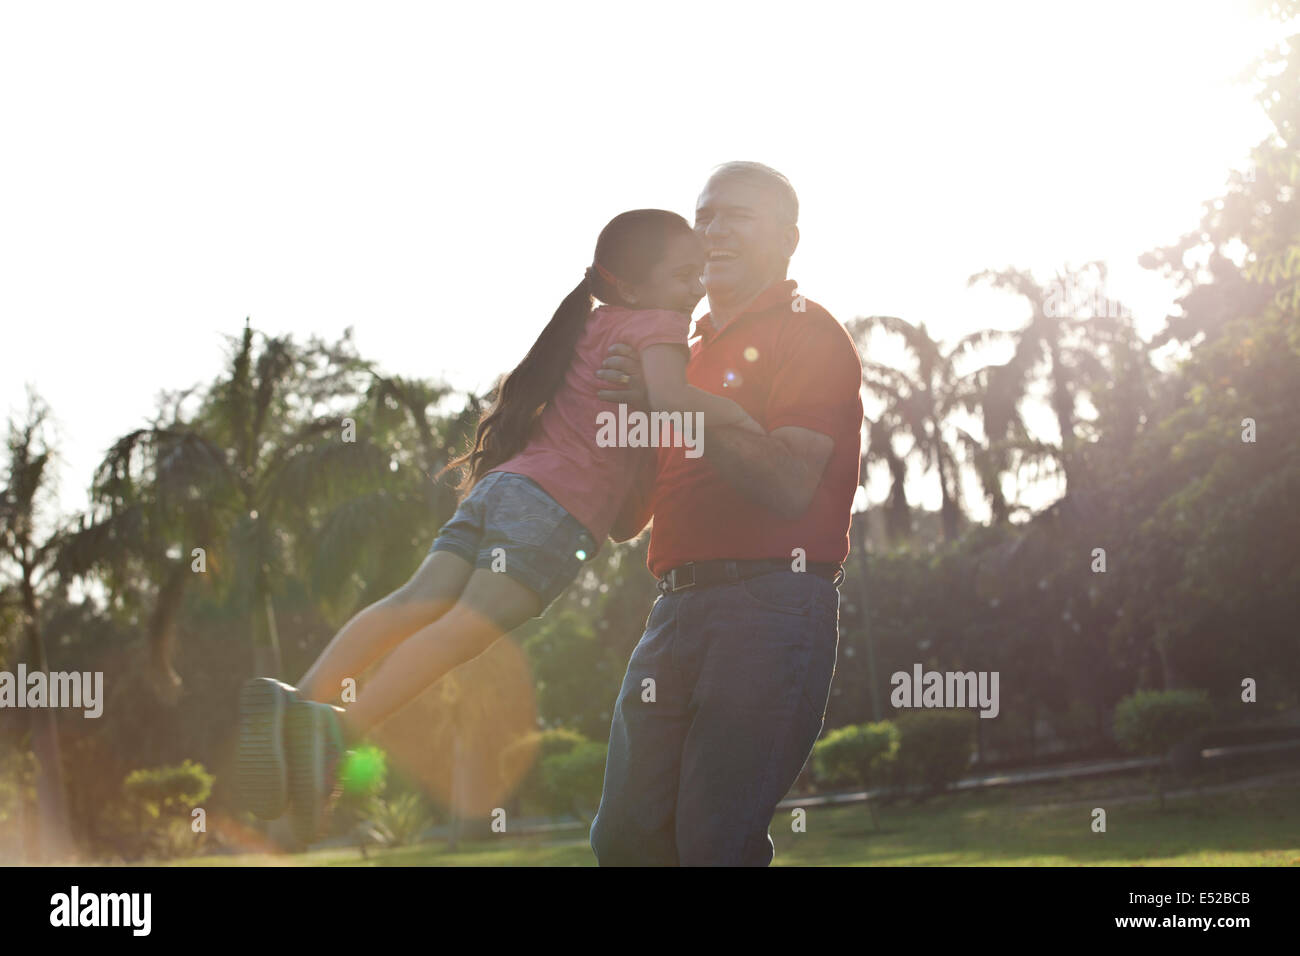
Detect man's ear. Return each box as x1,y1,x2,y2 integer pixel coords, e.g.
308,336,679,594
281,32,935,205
782,224,800,261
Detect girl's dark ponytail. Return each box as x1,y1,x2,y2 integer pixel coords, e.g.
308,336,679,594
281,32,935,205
444,274,593,491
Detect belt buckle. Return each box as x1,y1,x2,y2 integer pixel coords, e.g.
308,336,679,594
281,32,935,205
668,562,697,593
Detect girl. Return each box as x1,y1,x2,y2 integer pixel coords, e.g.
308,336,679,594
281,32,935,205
237,209,764,844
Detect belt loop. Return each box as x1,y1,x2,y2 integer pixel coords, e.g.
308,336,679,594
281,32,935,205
725,560,737,582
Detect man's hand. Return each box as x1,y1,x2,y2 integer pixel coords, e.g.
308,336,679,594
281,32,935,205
596,343,649,410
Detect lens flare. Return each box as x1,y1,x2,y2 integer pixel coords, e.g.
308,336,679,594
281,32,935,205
340,745,387,795
366,632,538,818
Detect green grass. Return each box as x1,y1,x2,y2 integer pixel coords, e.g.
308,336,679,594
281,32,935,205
164,769,1300,866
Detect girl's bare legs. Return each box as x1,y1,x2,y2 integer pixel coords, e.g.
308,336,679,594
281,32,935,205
295,551,475,704
339,568,544,739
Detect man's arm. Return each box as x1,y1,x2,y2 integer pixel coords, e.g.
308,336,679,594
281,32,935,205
704,425,833,520
708,307,861,520
597,341,834,520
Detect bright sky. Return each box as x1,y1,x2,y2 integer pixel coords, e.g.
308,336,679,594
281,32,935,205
0,1,1285,525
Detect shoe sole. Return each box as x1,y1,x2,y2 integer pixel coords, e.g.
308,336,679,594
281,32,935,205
287,703,343,847
237,678,292,819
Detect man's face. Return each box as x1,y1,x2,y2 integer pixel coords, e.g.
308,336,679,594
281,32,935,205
694,174,795,304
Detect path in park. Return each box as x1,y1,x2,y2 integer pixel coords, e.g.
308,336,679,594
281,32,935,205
775,738,1300,811
1012,768,1300,813
397,737,1300,842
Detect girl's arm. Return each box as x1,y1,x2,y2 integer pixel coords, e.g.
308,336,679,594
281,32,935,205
608,448,656,542
640,344,765,434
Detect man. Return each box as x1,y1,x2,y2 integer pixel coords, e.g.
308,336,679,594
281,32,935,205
588,162,864,865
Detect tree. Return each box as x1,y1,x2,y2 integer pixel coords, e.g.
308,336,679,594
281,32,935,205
0,389,74,860
1114,690,1214,809
1140,0,1298,346
63,322,397,687
849,315,1000,541
1110,0,1300,694
863,417,913,542
967,262,1126,500
56,387,234,703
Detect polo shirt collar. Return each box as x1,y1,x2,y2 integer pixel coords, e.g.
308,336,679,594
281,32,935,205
693,279,798,344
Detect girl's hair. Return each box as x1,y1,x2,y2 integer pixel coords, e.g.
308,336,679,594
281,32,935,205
444,208,695,493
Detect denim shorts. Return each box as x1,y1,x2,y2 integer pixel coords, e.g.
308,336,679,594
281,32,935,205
428,471,596,614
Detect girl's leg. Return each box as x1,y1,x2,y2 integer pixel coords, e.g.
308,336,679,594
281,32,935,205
295,551,475,704
340,568,544,737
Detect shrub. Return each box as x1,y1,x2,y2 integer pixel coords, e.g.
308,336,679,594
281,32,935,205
813,720,900,827
500,727,588,815
121,759,214,859
894,710,976,796
1113,689,1214,757
1113,689,1214,809
540,741,607,822
813,722,900,789
122,759,213,813
362,791,432,848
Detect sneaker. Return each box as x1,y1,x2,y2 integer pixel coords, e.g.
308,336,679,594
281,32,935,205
286,699,348,847
236,678,298,820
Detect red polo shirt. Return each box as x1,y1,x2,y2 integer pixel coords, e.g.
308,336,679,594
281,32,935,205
646,279,864,577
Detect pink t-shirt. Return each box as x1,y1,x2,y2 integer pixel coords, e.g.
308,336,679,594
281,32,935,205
489,305,689,544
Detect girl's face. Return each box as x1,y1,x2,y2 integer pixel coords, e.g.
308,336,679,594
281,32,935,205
632,233,706,316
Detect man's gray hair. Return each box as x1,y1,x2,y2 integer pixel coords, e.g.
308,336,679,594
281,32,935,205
707,161,799,226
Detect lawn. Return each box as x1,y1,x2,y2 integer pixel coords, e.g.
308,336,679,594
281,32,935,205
167,769,1300,867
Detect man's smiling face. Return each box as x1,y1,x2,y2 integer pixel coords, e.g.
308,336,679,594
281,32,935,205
694,173,798,307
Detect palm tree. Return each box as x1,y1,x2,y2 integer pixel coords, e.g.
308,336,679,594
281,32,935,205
58,388,234,703
863,417,913,543
361,373,481,516
0,390,74,860
962,263,1156,656
64,321,396,687
967,263,1122,499
848,315,1004,541
301,368,481,619
953,344,1061,526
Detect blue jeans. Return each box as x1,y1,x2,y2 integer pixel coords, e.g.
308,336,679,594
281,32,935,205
589,570,840,866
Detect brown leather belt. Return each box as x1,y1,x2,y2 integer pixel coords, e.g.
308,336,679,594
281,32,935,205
656,558,844,594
